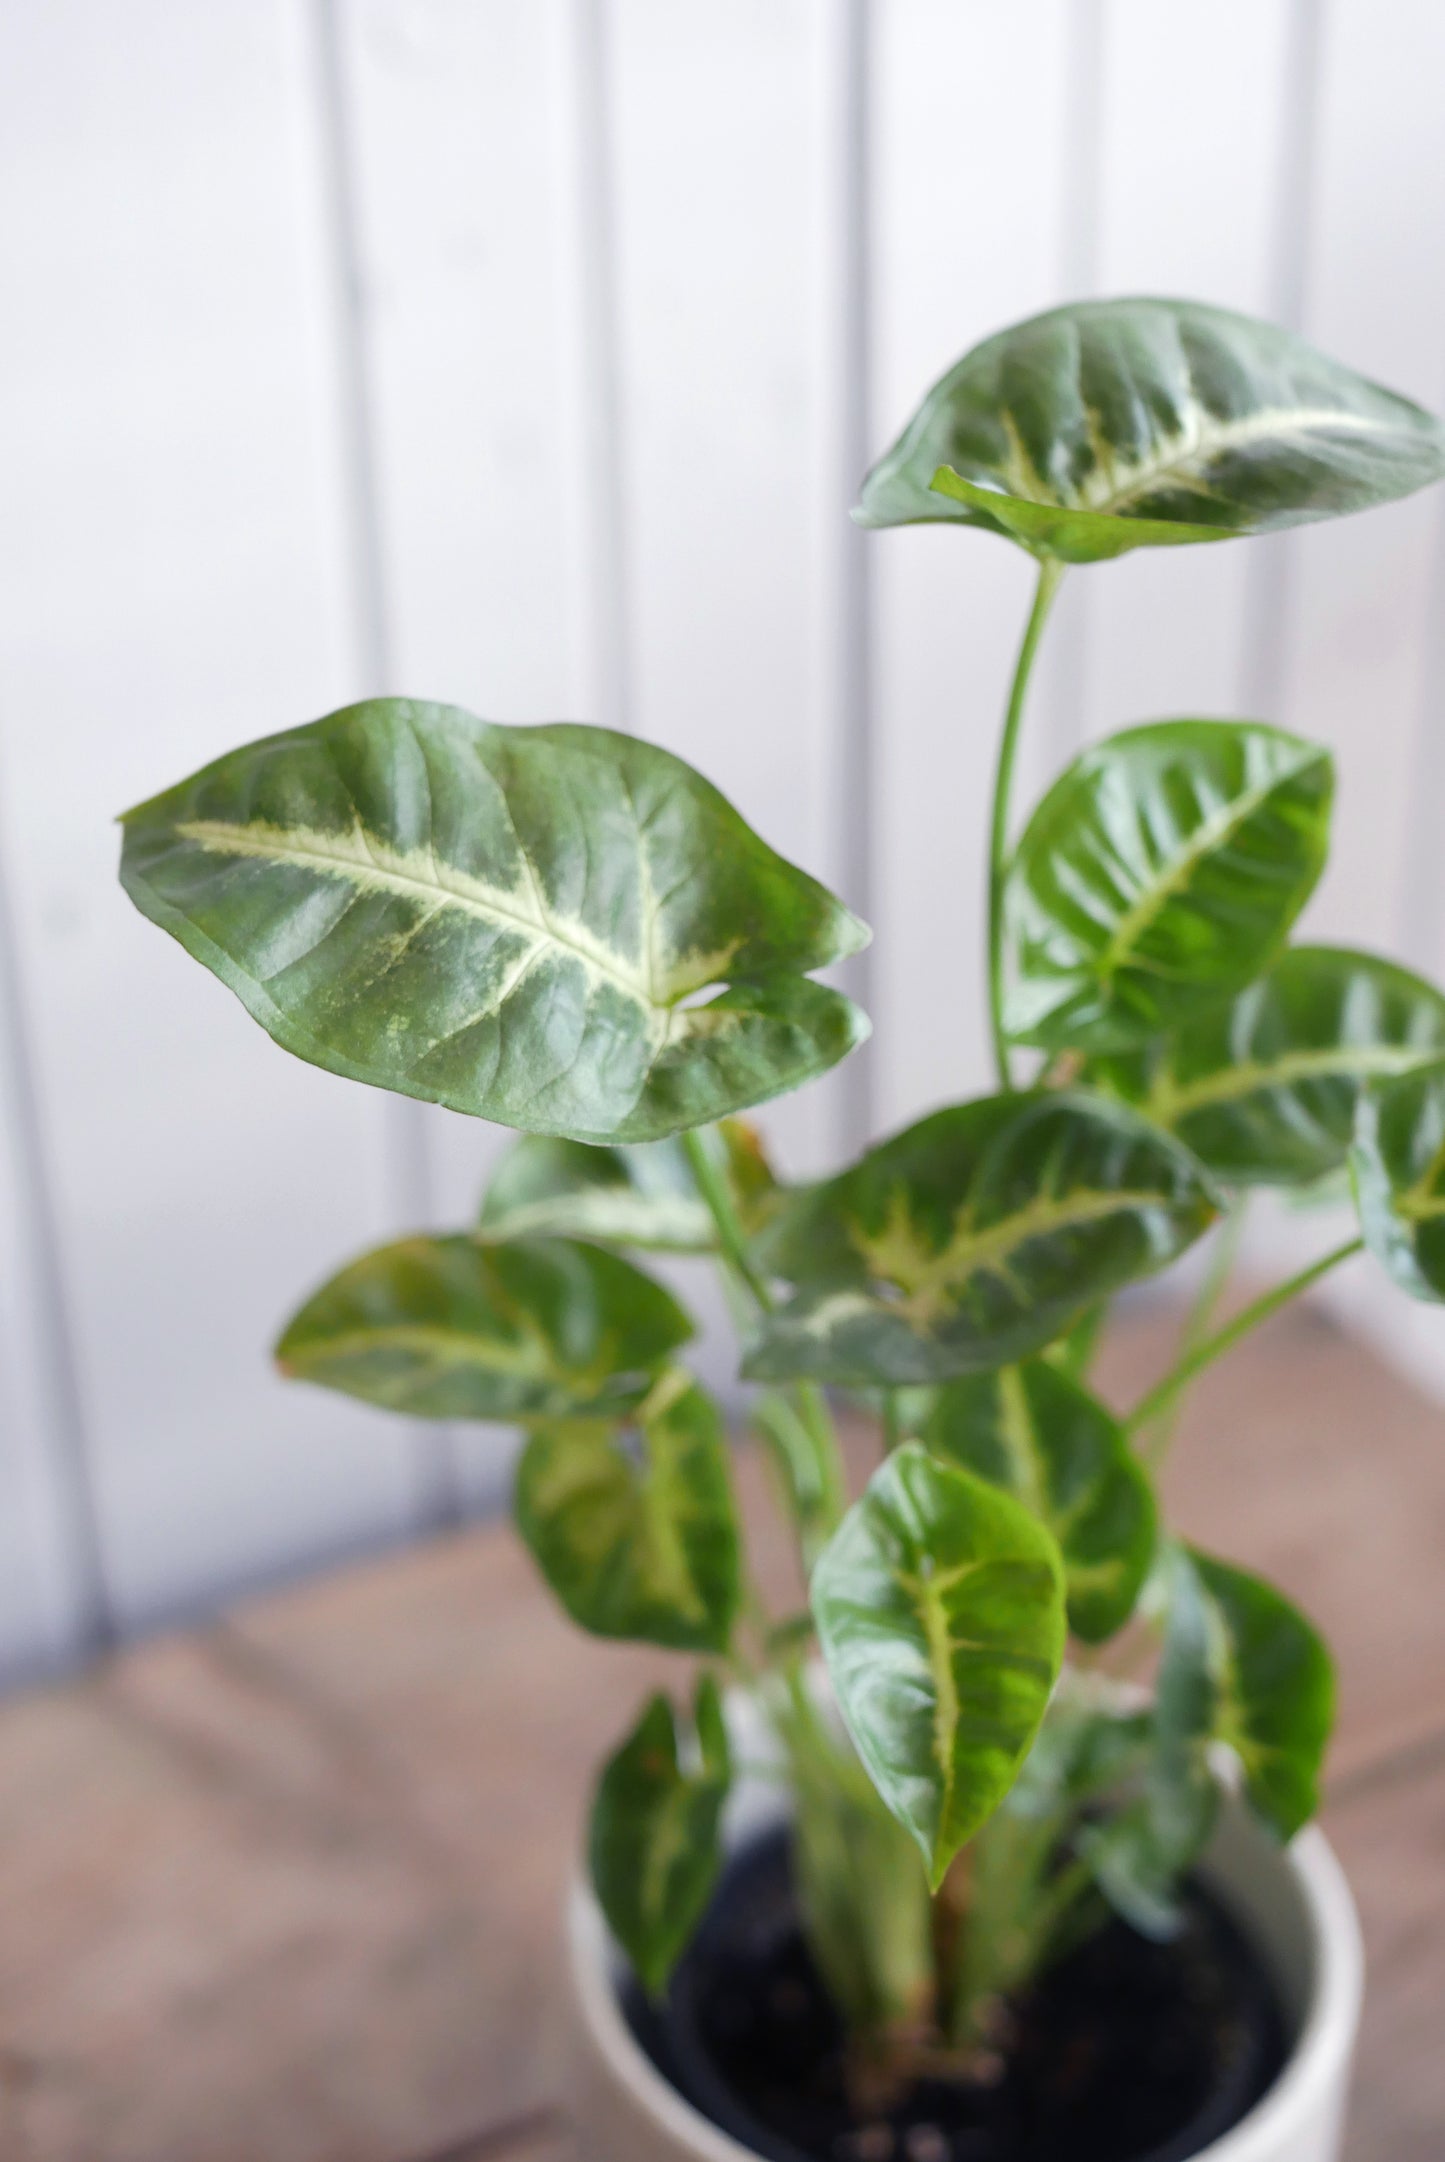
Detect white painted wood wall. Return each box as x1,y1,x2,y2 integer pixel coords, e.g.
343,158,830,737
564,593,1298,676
2,0,1443,1677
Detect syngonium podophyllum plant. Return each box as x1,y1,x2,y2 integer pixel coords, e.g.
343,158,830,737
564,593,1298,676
120,298,1445,2081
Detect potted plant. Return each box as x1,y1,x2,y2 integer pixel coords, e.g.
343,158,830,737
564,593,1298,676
118,297,1445,2162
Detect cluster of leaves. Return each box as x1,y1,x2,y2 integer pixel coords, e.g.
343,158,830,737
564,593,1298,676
117,296,1445,2070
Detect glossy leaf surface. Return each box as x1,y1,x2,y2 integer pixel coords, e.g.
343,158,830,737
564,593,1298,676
746,1094,1216,1386
276,1234,692,1421
588,1679,731,1995
857,298,1445,563
1351,1061,1445,1299
1007,721,1332,1052
811,1444,1067,1886
1102,946,1445,1187
923,1361,1156,1642
120,703,869,1144
514,1370,740,1650
1191,1547,1334,1840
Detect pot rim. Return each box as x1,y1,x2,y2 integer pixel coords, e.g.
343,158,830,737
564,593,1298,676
566,1807,1363,2162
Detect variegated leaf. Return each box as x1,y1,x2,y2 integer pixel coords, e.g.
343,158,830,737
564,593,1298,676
276,1233,692,1421
1351,1059,1445,1299
1099,946,1445,1187
1190,1547,1334,1840
923,1361,1156,1643
477,1118,780,1253
514,1369,740,1651
811,1444,1067,1887
479,1136,711,1251
1083,1544,1333,1935
857,298,1445,563
119,704,868,1145
589,1677,731,1995
1007,721,1332,1052
745,1093,1216,1386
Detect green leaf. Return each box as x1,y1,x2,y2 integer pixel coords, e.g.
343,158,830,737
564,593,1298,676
1351,1060,1445,1298
1007,720,1332,1053
514,1369,740,1650
1084,1544,1332,1933
811,1443,1067,1887
856,297,1445,563
745,1093,1216,1386
477,1118,782,1254
276,1233,692,1420
922,1361,1157,1643
1101,946,1445,1186
478,1136,712,1251
119,703,869,1144
1190,1547,1334,1841
588,1677,731,1996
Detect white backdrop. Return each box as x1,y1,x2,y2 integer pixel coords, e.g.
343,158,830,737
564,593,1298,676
2,0,1444,1679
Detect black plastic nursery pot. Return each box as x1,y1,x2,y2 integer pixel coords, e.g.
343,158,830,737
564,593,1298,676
567,1791,1363,2162
626,1823,1282,2162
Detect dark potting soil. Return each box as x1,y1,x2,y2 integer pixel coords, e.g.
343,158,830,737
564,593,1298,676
622,1825,1286,2162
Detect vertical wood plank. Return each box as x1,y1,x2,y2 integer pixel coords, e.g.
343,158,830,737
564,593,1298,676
1076,0,1295,751
868,0,1074,1131
0,0,421,1635
604,0,842,1179
0,833,105,1674
322,0,584,1503
1275,0,1445,958
810,0,876,1154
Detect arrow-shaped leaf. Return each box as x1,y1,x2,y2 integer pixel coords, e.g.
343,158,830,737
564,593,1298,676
1191,1547,1335,1841
745,1093,1216,1386
1101,946,1445,1187
1083,1544,1333,1934
811,1443,1067,1887
589,1677,731,1995
514,1369,740,1651
923,1361,1156,1643
1007,720,1332,1053
276,1233,692,1420
1351,1060,1445,1299
119,704,869,1145
857,298,1445,563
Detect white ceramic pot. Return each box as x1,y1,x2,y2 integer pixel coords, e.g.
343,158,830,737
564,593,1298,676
567,1778,1363,2162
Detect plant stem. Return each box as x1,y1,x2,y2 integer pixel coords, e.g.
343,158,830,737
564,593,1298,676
682,1124,845,1548
881,1390,902,1453
682,1127,774,1311
1122,1235,1362,1440
1139,1198,1247,1468
989,555,1064,1091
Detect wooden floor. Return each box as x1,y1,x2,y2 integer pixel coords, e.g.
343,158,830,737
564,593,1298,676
0,1303,1442,2162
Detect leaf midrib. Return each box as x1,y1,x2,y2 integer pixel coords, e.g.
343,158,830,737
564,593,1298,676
1092,760,1316,982
1152,1041,1437,1123
175,816,660,1010
882,1186,1184,1319
282,1321,598,1385
994,402,1396,522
